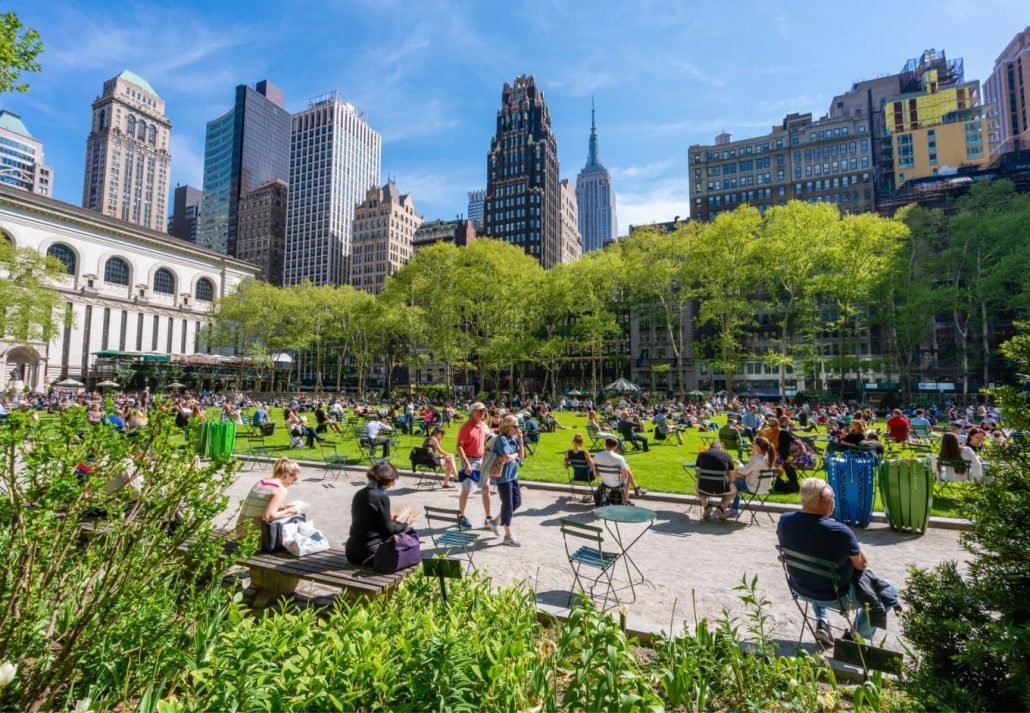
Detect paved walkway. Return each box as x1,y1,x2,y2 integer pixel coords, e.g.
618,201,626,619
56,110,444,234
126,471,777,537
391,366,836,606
218,464,969,648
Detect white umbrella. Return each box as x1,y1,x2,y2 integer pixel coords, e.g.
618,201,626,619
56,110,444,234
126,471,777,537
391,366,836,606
54,378,84,388
96,380,120,388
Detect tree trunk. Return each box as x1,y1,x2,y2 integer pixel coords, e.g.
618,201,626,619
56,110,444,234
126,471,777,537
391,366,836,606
981,300,990,387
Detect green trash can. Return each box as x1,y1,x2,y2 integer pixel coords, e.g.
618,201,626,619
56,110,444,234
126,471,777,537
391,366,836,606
206,421,236,458
879,458,933,535
189,421,236,458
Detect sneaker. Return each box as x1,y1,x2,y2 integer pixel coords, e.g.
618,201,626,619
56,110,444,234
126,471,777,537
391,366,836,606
502,535,522,547
458,515,472,530
485,517,501,537
725,507,740,518
634,486,647,497
814,619,834,647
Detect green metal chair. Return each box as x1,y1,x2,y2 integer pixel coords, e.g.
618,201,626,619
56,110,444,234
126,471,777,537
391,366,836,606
320,443,348,479
560,518,622,610
777,545,857,651
424,506,481,573
738,469,781,526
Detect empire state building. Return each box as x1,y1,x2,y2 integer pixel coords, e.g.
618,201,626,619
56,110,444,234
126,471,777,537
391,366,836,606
575,101,618,251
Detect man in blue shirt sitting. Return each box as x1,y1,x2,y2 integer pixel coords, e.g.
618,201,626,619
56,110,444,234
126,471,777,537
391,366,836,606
777,478,896,645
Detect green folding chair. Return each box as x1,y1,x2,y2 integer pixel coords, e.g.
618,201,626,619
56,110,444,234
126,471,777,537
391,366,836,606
777,545,857,651
560,519,622,610
425,506,481,572
739,469,780,525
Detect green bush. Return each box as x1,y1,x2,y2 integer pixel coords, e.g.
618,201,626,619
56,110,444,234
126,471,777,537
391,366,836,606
0,408,245,712
900,327,1030,711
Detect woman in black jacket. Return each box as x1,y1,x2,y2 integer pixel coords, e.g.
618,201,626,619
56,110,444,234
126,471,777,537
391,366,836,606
345,462,415,567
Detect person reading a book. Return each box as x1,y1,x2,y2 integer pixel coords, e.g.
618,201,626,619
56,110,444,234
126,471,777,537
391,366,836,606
345,462,416,567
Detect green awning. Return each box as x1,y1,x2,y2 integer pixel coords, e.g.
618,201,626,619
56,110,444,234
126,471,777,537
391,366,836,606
93,349,128,358
142,354,170,363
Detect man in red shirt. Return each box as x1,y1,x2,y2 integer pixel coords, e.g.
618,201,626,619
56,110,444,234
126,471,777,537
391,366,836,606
886,409,909,443
456,402,498,533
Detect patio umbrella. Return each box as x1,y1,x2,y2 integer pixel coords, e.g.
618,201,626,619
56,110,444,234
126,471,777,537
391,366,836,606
54,378,84,388
96,380,120,389
164,382,186,390
567,389,584,396
688,389,706,396
604,377,641,394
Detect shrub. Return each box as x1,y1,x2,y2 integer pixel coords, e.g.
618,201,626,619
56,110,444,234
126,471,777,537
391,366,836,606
0,408,244,712
900,327,1030,711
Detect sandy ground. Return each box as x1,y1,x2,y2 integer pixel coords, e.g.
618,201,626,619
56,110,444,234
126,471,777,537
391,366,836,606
218,462,970,649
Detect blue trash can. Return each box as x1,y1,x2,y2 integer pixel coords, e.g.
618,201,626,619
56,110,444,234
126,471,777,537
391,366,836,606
825,450,877,528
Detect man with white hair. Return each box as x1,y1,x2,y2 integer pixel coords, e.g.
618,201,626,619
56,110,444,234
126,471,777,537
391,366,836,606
776,478,897,646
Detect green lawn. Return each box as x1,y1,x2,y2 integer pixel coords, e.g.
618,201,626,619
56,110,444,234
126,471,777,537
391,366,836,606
220,408,967,519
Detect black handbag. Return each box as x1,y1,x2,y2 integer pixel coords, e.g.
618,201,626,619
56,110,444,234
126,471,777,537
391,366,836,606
261,514,306,553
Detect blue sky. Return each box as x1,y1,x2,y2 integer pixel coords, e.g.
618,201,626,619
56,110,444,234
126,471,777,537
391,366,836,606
4,0,1028,228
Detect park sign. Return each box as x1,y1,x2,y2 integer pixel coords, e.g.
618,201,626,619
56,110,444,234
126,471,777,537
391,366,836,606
917,382,956,391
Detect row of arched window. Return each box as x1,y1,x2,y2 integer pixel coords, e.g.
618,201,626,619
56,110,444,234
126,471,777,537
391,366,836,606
44,243,215,301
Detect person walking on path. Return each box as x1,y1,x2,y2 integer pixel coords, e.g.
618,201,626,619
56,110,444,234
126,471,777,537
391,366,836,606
490,415,525,546
456,402,498,533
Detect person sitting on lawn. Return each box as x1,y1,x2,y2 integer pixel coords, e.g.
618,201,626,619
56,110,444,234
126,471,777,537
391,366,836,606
718,417,744,454
593,437,645,504
653,408,683,445
618,410,649,452
726,435,776,518
563,433,596,484
425,426,457,488
364,414,394,460
587,410,621,450
934,432,983,482
886,409,909,443
695,441,735,520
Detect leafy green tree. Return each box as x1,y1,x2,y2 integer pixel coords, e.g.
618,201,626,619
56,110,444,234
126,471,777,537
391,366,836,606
0,238,67,343
901,325,1030,710
692,208,763,394
0,7,42,95
758,201,836,395
619,222,702,396
564,248,623,397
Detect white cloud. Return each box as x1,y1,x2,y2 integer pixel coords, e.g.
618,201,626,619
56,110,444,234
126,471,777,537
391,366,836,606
610,159,675,180
617,177,693,229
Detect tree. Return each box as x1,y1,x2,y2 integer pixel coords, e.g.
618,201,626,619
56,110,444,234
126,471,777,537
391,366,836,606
815,211,908,396
691,208,763,395
0,8,42,95
565,249,623,397
758,201,836,396
619,222,702,396
0,239,66,343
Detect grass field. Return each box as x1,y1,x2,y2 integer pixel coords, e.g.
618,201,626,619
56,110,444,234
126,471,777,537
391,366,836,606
218,407,967,518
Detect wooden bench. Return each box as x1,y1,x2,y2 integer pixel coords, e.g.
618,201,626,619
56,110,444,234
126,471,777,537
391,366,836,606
243,547,417,603
80,521,414,603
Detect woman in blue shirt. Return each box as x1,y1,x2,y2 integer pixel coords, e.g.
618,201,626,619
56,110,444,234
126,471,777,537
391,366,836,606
491,415,525,547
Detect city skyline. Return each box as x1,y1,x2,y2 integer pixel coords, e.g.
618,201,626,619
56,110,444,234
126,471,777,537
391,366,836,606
3,0,1027,227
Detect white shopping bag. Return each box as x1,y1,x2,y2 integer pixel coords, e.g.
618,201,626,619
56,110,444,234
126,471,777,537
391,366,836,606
286,528,330,557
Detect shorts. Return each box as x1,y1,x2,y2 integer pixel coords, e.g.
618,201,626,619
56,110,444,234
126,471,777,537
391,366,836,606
459,457,484,492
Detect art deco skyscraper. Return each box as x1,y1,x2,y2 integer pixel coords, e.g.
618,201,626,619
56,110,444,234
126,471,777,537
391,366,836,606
483,75,561,268
283,92,381,286
198,80,290,256
82,70,171,231
575,100,617,251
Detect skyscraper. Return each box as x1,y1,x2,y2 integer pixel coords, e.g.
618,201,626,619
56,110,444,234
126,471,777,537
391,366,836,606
168,184,202,243
82,70,171,231
482,75,561,268
575,100,617,251
0,110,53,196
283,92,381,286
559,178,582,263
466,189,485,229
350,180,421,294
236,179,288,285
984,27,1030,157
197,80,290,256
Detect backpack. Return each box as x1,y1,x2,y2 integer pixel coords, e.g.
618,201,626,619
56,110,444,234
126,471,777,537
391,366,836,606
593,483,625,507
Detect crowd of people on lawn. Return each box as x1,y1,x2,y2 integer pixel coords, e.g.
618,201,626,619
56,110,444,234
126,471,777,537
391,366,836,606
10,384,1011,648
